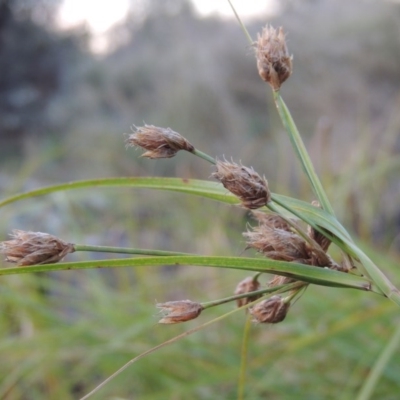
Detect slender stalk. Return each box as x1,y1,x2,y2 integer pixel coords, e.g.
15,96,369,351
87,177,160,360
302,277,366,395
227,0,253,45
273,91,335,216
192,149,216,165
272,195,400,306
238,315,252,400
346,242,400,307
201,282,305,309
356,323,400,400
80,296,261,400
74,244,190,257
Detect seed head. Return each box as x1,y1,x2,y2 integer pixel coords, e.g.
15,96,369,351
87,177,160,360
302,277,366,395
268,274,295,287
125,124,195,159
212,160,271,209
0,230,75,266
255,25,292,91
234,276,261,307
157,300,203,324
249,295,290,324
244,224,309,262
251,212,293,232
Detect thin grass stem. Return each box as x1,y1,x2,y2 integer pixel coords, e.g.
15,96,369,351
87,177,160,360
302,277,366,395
355,322,400,400
74,244,190,257
201,282,305,309
192,149,216,164
227,0,253,45
273,91,335,216
237,315,252,400
80,296,261,400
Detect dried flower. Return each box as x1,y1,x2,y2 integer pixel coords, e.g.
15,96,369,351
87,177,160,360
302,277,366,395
125,124,195,159
0,230,75,266
244,224,309,262
268,275,295,287
249,295,290,324
234,276,261,307
157,300,203,324
255,25,292,90
251,212,293,232
212,160,271,209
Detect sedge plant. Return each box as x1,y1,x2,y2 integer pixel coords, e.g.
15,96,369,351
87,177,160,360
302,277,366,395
0,11,399,400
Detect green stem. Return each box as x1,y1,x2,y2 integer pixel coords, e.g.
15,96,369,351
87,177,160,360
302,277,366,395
74,244,190,257
227,0,253,45
271,195,353,252
273,91,335,216
238,315,252,400
272,195,400,306
192,149,216,165
201,282,304,309
80,295,263,400
356,323,400,400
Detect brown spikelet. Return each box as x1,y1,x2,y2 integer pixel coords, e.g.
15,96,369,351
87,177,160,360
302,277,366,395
244,224,309,262
255,25,292,90
212,160,271,209
125,124,195,159
234,276,261,307
268,275,295,287
249,295,290,324
251,212,293,232
0,230,75,266
156,300,203,324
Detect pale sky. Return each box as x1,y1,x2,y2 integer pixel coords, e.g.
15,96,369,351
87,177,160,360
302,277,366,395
57,0,279,51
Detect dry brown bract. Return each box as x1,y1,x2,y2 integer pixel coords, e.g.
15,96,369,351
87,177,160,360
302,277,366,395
255,25,292,91
0,230,75,266
157,300,204,324
212,160,271,209
244,224,310,263
249,295,290,323
234,276,261,307
125,125,195,159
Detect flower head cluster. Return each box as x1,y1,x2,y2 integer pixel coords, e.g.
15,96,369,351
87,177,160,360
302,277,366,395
249,295,290,324
156,300,203,324
0,230,75,266
212,160,271,209
234,276,261,307
255,25,292,90
244,212,334,268
126,125,195,159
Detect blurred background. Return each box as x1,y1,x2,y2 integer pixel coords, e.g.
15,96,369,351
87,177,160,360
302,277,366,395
1,0,400,398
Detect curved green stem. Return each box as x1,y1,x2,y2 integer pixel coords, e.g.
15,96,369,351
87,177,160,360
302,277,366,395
227,0,253,45
192,149,216,165
202,282,304,309
74,244,190,257
356,323,400,400
238,315,252,400
273,91,335,216
80,296,259,400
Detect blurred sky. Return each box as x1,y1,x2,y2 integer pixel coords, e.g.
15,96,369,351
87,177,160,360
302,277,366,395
57,0,279,51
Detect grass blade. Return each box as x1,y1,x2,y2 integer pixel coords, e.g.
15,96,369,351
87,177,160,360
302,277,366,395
273,91,335,215
0,255,374,291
